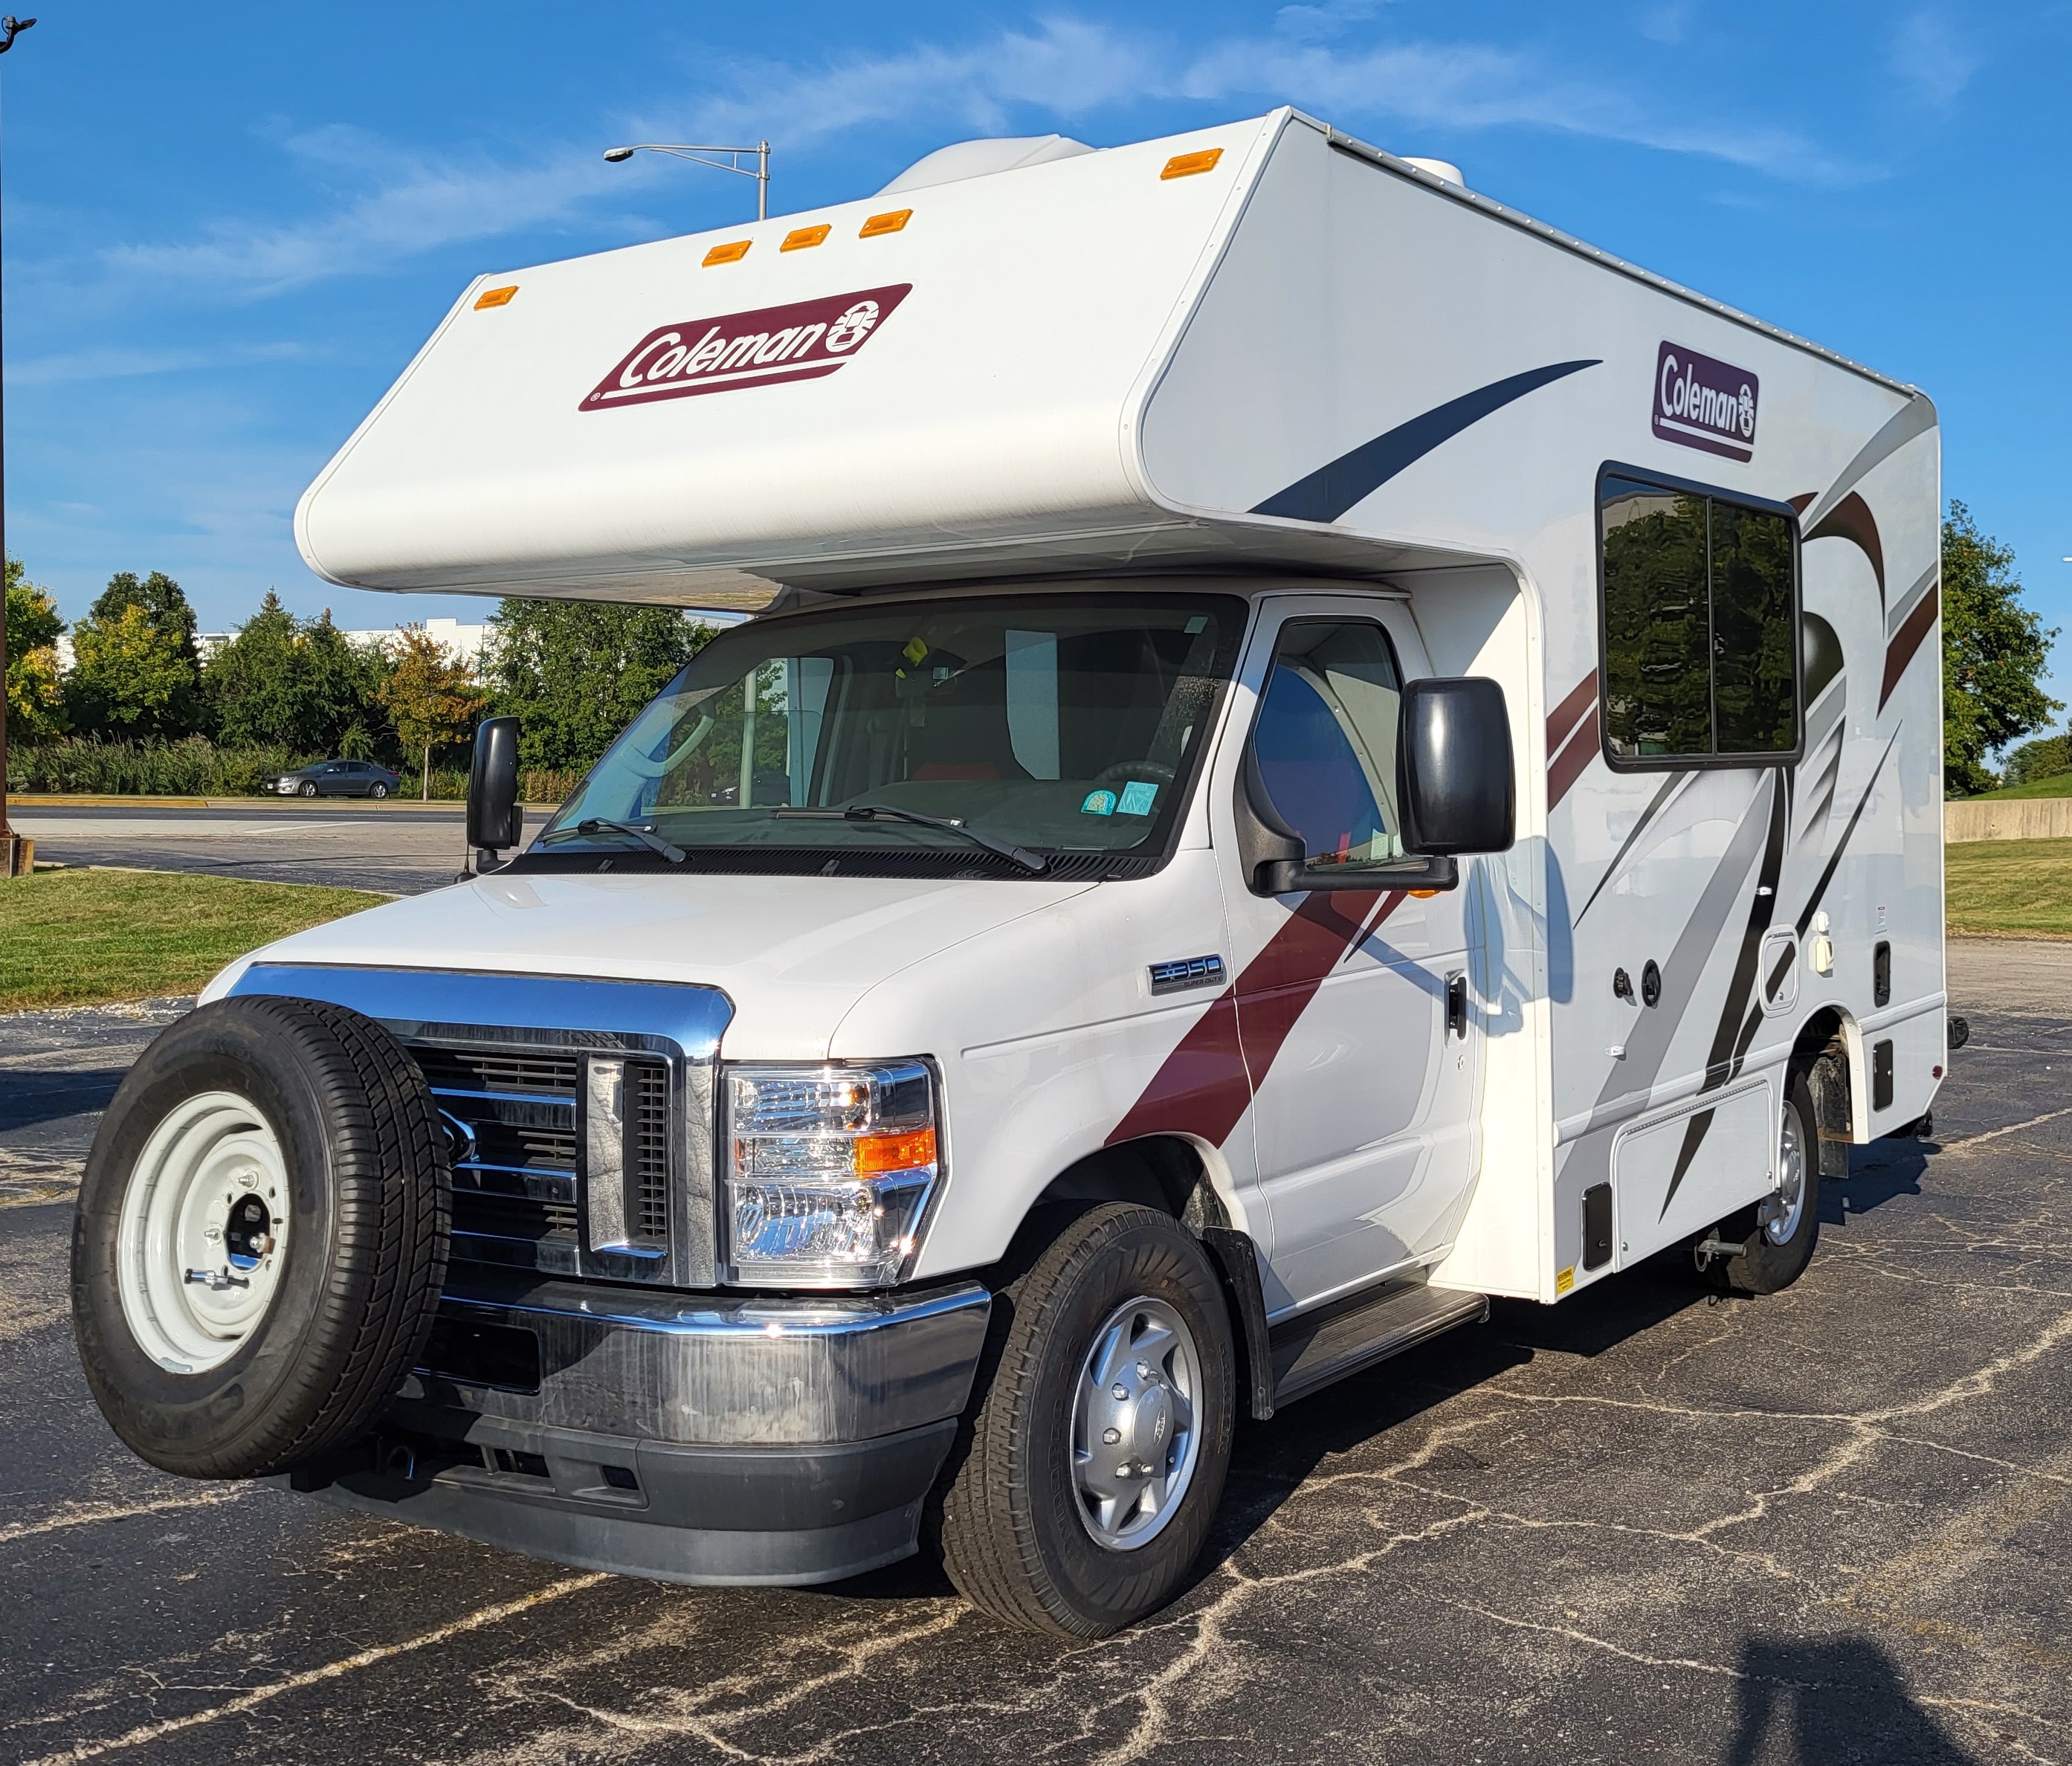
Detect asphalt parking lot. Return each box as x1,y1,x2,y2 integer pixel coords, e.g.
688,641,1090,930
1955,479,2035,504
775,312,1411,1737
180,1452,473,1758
3,941,2068,1766
8,801,518,895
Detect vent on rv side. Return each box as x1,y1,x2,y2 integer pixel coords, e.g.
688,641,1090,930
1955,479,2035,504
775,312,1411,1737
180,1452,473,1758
878,134,1096,195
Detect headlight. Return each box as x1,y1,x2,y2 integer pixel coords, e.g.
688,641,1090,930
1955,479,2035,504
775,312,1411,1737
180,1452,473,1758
723,1060,939,1288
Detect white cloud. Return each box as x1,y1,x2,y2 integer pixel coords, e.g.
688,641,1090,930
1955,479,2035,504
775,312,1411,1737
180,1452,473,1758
1888,10,1983,109
1637,1,1698,47
7,341,312,387
85,11,1865,308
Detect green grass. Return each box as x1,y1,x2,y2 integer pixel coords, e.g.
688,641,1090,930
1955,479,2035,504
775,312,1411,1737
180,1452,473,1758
1959,771,2072,802
1946,838,2072,941
0,869,388,1011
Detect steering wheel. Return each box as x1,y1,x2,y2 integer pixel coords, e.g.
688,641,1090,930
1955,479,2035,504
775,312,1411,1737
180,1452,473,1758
1091,760,1175,789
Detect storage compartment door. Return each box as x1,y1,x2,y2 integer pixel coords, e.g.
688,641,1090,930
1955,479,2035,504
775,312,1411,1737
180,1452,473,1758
1611,1080,1774,1267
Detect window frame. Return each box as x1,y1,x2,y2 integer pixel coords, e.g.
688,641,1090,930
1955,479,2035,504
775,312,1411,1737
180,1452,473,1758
1238,613,1459,895
1594,460,1805,774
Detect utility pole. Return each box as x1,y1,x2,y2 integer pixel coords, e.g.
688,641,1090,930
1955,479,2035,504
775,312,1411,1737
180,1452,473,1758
0,14,35,880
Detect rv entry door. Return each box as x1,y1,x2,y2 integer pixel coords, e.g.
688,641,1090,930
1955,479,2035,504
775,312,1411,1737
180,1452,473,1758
1216,596,1485,1311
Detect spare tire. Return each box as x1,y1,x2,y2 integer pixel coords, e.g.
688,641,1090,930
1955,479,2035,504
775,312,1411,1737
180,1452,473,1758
71,995,451,1479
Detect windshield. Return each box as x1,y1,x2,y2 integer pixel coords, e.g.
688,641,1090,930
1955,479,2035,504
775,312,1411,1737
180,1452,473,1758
533,591,1245,873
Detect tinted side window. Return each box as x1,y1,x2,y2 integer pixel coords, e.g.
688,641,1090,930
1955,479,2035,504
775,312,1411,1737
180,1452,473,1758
1602,479,1711,758
1710,502,1796,753
1598,473,1798,765
1250,620,1406,871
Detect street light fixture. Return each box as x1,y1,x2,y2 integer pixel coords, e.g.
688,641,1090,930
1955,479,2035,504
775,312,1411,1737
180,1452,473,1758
602,141,771,222
0,13,35,880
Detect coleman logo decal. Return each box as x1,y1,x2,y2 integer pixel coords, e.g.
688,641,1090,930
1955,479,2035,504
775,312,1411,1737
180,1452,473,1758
1653,341,1758,462
581,283,911,410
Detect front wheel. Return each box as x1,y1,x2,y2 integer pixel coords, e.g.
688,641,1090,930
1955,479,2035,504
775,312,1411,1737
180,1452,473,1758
298,781,318,798
937,1204,1236,1637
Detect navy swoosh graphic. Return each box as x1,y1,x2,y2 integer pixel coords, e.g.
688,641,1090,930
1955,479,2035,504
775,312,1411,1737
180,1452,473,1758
1251,360,1602,523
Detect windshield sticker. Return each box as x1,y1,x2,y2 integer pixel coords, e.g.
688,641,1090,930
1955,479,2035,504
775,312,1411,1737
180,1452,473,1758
1081,790,1117,816
1117,780,1159,816
582,283,912,410
902,637,929,665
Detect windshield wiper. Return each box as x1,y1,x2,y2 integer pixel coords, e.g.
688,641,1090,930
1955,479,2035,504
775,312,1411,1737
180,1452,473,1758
772,805,1048,873
542,818,686,863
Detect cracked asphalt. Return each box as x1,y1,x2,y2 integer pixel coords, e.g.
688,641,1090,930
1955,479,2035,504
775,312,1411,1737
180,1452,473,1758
3,942,2069,1765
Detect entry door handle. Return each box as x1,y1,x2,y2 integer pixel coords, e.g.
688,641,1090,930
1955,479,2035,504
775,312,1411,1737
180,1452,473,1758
1446,972,1469,1040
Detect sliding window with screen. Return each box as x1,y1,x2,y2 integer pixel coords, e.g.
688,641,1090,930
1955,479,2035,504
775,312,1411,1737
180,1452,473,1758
1598,468,1801,768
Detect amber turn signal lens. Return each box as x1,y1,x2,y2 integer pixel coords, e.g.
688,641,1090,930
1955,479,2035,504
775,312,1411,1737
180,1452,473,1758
1160,148,1223,180
859,208,911,237
781,224,831,252
473,285,518,309
853,1127,937,1174
703,239,752,266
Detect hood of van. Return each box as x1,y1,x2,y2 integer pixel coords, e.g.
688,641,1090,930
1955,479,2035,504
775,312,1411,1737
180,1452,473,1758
210,869,1097,1059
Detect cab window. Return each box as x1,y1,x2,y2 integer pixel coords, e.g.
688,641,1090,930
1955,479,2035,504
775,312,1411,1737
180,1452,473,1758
1249,619,1407,872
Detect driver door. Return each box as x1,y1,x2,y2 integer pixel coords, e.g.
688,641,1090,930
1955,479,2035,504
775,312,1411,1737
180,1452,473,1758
1213,596,1485,1312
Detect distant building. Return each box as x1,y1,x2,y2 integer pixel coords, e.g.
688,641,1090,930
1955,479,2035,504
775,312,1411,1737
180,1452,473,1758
185,616,491,670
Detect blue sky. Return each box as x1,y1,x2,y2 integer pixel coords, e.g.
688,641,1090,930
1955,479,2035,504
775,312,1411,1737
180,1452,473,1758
6,1,2070,712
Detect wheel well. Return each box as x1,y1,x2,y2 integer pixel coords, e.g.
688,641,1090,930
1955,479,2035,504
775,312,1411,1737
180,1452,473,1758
1033,1137,1231,1233
1792,1007,1853,1178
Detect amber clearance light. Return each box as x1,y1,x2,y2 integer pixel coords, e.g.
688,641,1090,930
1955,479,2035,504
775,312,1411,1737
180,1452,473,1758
702,239,752,266
473,285,519,309
1161,148,1224,180
781,224,831,252
859,208,912,238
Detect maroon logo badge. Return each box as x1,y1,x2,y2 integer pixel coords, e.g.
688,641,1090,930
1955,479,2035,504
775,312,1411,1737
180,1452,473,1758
1653,341,1758,461
582,283,912,411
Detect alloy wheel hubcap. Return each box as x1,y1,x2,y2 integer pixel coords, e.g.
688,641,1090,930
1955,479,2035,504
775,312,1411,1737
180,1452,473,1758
1760,1104,1807,1245
1071,1296,1202,1551
115,1091,292,1374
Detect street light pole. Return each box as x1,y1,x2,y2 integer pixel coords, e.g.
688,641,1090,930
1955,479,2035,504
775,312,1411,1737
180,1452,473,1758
0,13,35,880
601,141,770,221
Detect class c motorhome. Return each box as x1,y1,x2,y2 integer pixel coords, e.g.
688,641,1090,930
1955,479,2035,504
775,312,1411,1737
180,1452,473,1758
72,108,1947,1637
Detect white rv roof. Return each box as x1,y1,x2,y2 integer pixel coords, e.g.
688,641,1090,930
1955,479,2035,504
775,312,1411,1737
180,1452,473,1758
296,109,1917,613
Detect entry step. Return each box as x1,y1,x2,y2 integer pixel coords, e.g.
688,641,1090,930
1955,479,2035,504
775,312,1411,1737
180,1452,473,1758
1269,1278,1488,1406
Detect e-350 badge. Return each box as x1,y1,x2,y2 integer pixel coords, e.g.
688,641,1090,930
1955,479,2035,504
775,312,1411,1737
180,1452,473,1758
581,283,912,410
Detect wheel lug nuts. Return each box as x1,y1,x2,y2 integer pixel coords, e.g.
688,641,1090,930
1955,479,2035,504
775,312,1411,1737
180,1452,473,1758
1111,1383,1129,1400
1135,1361,1152,1379
1102,1427,1120,1445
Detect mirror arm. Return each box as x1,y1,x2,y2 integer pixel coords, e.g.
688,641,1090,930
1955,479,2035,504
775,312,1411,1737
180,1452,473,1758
1235,747,1306,896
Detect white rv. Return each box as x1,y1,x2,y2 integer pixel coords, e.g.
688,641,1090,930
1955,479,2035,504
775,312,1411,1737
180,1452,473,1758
72,109,1947,1638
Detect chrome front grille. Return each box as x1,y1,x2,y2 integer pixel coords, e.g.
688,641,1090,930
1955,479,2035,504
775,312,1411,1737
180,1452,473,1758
410,1040,677,1282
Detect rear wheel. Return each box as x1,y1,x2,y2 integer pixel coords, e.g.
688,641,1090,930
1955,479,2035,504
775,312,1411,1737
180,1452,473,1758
369,782,390,799
938,1204,1235,1637
72,996,451,1479
1704,1071,1821,1296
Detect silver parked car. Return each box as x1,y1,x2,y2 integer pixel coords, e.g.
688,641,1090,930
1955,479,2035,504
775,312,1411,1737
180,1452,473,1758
274,759,403,799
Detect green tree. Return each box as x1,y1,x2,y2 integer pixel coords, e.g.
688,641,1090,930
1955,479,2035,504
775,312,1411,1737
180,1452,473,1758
65,569,205,737
1943,501,2060,796
378,625,486,798
485,599,715,774
2002,731,2072,786
206,593,387,755
4,557,67,741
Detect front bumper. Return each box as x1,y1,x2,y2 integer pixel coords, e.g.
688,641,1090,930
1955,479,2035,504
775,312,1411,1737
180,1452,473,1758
287,1268,993,1585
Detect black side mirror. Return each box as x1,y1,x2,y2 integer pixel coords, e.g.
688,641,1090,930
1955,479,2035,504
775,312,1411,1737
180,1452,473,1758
1398,677,1515,857
466,716,523,869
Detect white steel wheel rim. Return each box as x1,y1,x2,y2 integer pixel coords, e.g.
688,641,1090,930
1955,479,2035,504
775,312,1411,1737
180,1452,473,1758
1763,1103,1808,1246
115,1090,292,1375
1071,1295,1203,1552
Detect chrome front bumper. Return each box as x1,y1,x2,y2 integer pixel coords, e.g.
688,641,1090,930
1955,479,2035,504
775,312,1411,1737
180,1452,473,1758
287,1270,993,1586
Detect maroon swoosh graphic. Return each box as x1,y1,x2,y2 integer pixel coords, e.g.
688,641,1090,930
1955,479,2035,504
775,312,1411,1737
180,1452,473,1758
1107,890,1407,1150
1548,701,1601,810
1879,583,1938,711
1546,671,1597,758
1808,492,1885,607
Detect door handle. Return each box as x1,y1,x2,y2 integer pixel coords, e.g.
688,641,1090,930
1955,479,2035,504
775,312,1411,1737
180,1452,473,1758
1446,972,1468,1040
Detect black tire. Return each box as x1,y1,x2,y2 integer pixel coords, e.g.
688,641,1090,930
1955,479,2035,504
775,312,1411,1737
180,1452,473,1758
299,780,318,797
938,1204,1236,1637
1714,1071,1821,1296
369,782,390,799
71,996,451,1479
